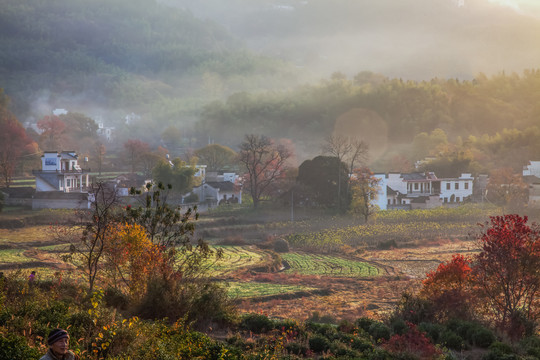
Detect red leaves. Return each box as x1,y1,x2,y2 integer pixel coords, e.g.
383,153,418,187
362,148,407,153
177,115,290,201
383,323,442,360
421,214,540,335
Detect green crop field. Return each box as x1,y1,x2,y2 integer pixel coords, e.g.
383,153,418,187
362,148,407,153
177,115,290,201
282,253,380,277
207,246,268,276
226,281,316,299
0,249,32,263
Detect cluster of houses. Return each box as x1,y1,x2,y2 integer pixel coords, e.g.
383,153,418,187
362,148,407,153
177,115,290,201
5,149,540,212
4,150,242,210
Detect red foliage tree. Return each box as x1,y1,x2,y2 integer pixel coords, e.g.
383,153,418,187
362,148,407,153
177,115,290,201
421,254,474,321
474,214,540,333
37,115,66,150
420,215,540,337
0,97,37,187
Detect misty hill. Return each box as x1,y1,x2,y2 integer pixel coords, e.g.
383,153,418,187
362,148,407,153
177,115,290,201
166,0,540,80
0,0,294,120
198,70,540,170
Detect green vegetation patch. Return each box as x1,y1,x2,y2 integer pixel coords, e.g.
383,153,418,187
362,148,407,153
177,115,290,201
206,246,268,276
227,281,316,299
282,253,380,277
0,249,32,263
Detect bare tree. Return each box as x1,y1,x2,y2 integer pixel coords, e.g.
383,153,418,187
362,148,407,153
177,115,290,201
239,134,291,208
323,135,369,211
54,181,120,293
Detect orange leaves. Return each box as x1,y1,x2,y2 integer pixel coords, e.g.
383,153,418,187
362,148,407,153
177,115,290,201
105,223,165,298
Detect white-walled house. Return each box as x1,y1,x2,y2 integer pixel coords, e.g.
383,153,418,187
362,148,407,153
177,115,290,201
32,151,91,209
523,162,540,208
372,172,475,210
34,151,90,192
439,173,474,204
189,181,242,205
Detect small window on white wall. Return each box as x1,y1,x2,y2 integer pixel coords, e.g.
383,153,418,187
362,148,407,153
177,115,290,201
464,182,469,190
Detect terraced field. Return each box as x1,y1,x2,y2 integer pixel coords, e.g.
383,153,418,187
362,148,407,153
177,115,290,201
282,253,381,277
227,281,316,299
206,246,270,276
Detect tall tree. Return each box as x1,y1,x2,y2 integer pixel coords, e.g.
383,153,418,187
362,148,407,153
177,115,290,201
486,168,528,212
37,115,66,150
239,134,291,208
194,143,237,172
297,155,349,209
152,158,196,194
0,91,37,187
349,167,381,222
123,139,150,173
323,135,368,211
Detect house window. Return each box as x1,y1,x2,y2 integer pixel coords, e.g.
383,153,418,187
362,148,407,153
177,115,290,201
464,182,469,190
456,197,460,202
455,183,459,190
66,179,70,187
414,183,419,190
444,197,448,203
446,183,450,190
388,199,391,205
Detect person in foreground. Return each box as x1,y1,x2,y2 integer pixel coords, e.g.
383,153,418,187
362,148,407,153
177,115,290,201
40,328,79,360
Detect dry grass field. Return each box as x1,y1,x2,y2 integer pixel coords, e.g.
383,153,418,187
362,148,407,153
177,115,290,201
0,205,496,323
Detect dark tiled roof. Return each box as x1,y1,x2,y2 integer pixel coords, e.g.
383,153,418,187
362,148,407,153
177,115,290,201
205,181,236,191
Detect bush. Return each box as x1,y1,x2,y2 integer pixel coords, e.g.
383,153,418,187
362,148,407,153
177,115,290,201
390,318,408,335
240,313,274,333
309,334,331,353
285,341,308,356
273,238,290,253
351,337,374,352
368,322,391,342
0,334,40,360
440,330,464,350
104,286,129,310
135,277,236,330
356,317,376,332
470,327,496,348
418,322,445,343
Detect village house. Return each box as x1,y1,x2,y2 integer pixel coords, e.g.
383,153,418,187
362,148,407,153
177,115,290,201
374,172,474,210
188,172,242,206
32,151,91,209
523,161,540,208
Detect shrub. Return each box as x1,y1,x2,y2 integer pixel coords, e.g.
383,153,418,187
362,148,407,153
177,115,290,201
104,286,129,310
351,337,374,353
285,341,308,356
368,322,391,342
0,334,40,360
391,318,408,335
240,313,274,333
520,336,540,358
470,326,496,348
439,330,464,350
356,317,376,332
309,334,331,353
273,238,290,253
418,322,445,343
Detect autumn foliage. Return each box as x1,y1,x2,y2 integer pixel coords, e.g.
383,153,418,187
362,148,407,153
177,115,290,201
383,323,443,360
420,214,540,337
